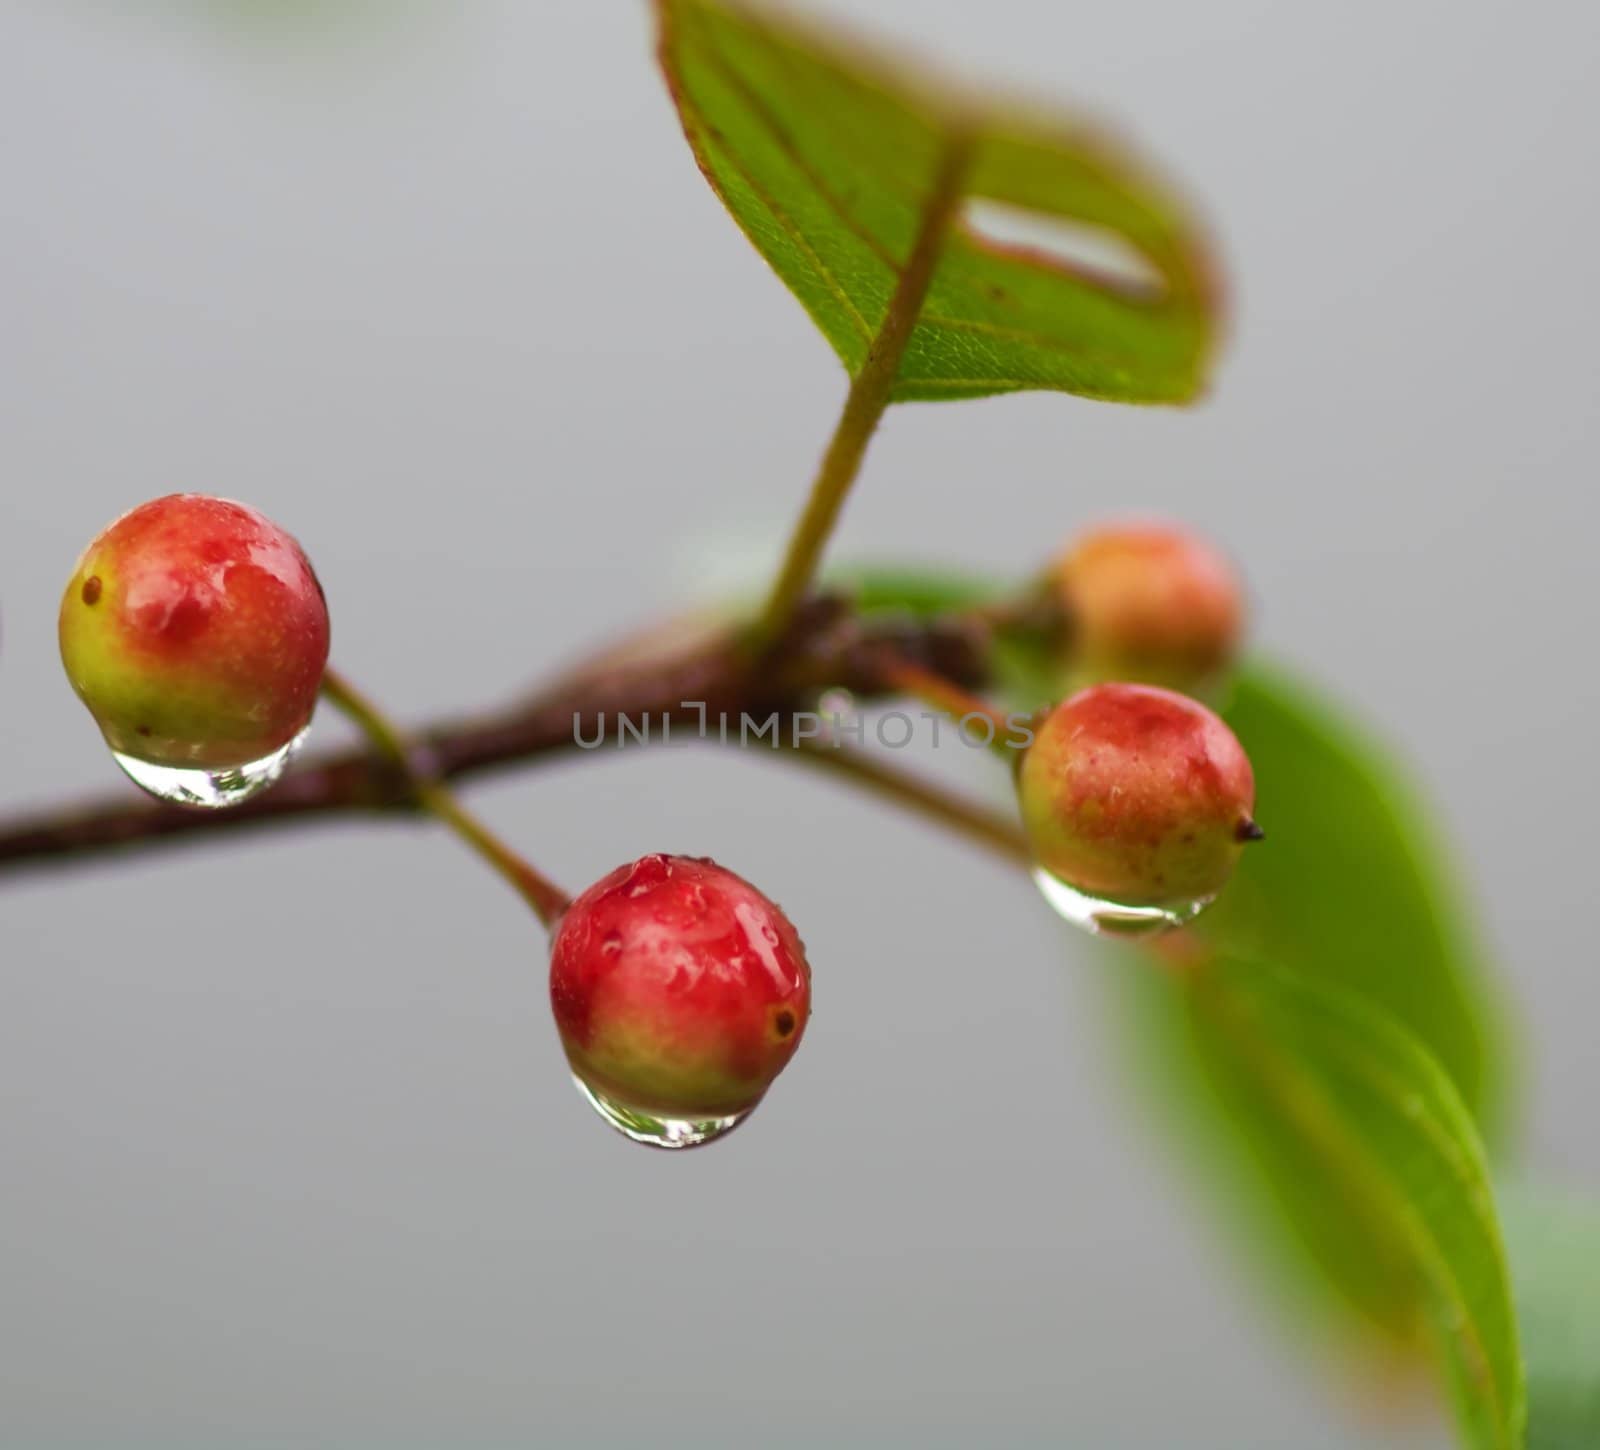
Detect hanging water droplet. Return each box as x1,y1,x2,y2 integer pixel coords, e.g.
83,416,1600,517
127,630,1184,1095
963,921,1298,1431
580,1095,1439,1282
1030,864,1213,939
571,1075,751,1150
110,727,308,810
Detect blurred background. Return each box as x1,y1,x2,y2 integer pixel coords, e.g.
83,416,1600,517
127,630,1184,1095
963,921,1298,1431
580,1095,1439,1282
2,2,1595,1446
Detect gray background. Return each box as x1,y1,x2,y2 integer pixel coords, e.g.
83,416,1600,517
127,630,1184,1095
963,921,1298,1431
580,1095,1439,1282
2,1,1595,1446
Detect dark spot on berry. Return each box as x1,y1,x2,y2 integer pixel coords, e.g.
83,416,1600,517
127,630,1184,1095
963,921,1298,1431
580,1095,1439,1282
81,577,102,606
136,725,153,738
774,1009,797,1038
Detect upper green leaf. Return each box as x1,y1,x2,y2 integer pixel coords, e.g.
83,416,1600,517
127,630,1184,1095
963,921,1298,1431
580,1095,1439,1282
656,0,1221,404
1188,959,1525,1450
1501,1189,1600,1449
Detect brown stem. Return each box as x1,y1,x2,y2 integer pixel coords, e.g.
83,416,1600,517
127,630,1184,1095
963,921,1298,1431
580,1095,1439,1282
771,741,1030,867
875,654,1021,761
0,599,994,878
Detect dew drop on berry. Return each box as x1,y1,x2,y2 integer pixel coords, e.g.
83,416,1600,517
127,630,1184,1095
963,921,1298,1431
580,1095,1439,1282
110,726,309,810
570,1075,752,1150
1030,864,1214,939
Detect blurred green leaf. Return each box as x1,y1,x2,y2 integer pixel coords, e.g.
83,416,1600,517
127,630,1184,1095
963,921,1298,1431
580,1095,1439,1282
831,580,1510,1133
1202,663,1511,1136
1180,958,1524,1450
656,0,1220,403
1501,1189,1600,1449
812,570,1527,1440
1100,662,1516,1415
826,565,1002,618
989,647,1511,1131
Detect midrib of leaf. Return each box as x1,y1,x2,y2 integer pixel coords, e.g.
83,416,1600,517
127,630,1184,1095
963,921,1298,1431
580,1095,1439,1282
1315,1031,1518,1445
1195,974,1427,1332
1197,965,1524,1450
704,32,1172,369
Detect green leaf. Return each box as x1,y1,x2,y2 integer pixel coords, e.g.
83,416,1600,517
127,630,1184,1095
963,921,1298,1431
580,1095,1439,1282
656,0,1220,404
824,564,1003,619
1097,660,1516,1417
1200,662,1512,1137
1501,1189,1600,1449
1178,958,1525,1450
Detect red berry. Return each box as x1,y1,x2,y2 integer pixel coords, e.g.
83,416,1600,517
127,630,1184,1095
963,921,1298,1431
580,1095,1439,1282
1056,520,1243,690
1018,683,1259,908
59,495,330,770
549,854,811,1139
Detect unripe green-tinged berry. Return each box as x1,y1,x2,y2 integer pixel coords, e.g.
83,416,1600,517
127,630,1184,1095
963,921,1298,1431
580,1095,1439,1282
1018,683,1259,909
60,494,330,770
1055,521,1243,691
550,854,811,1144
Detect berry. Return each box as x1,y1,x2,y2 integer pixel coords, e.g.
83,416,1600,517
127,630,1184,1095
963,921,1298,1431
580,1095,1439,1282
1018,683,1259,908
1055,520,1243,691
59,495,330,770
549,854,811,1136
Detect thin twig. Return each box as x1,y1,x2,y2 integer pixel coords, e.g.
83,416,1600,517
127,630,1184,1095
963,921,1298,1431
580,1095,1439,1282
0,600,994,878
320,668,571,927
874,653,1021,761
772,741,1030,868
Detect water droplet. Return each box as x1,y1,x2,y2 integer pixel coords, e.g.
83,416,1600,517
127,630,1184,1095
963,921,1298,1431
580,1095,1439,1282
818,687,856,719
110,727,307,810
817,689,858,742
571,1075,751,1151
1030,865,1213,939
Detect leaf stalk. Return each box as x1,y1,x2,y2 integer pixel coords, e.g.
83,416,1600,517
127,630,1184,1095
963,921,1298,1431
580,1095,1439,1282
752,134,976,651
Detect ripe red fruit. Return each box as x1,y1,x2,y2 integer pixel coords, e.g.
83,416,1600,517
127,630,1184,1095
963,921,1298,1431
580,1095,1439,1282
1055,521,1243,691
1018,683,1259,910
59,495,330,772
549,854,811,1145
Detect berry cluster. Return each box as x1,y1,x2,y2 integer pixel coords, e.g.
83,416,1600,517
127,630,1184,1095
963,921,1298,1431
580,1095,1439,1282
56,498,1256,1147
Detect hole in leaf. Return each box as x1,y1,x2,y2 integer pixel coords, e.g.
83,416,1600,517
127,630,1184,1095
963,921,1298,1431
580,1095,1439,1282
962,199,1163,298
